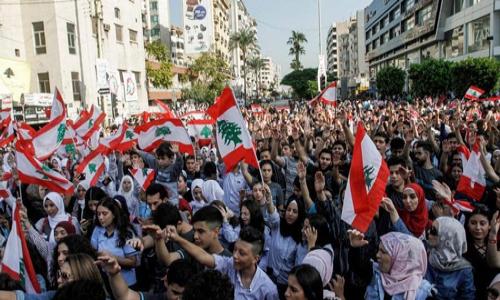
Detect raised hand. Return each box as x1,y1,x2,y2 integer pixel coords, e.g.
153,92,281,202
297,161,306,180
432,180,452,201
314,171,325,192
347,229,369,248
96,254,121,276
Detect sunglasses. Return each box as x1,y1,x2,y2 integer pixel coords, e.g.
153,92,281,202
428,226,438,236
57,270,72,281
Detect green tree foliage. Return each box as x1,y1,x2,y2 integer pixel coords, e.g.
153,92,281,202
408,58,452,98
281,69,338,99
376,66,406,98
145,41,174,89
182,53,230,103
450,57,500,98
247,56,265,100
229,28,259,101
287,31,307,71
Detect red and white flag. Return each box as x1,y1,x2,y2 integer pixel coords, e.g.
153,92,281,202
75,148,106,189
250,104,264,114
130,168,155,190
117,128,138,152
456,145,470,169
319,81,337,106
341,122,390,232
15,122,36,142
207,87,259,172
15,143,74,195
0,109,11,128
464,86,484,101
154,99,177,118
101,122,128,151
1,202,42,294
187,119,214,147
456,141,486,201
74,105,105,141
50,88,66,121
135,118,194,155
0,117,15,147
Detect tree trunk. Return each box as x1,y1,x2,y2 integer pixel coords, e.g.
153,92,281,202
255,68,259,101
242,51,247,105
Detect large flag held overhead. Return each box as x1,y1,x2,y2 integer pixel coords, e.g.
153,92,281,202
130,168,155,191
456,145,470,169
154,99,177,118
50,88,66,121
15,143,74,195
319,81,338,106
101,122,128,151
341,122,389,232
75,148,106,190
1,202,42,294
456,141,486,201
0,117,15,147
464,85,484,101
187,119,214,147
117,128,138,153
135,118,194,155
74,105,106,141
207,87,259,172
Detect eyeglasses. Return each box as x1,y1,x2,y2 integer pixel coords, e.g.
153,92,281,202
428,226,438,236
57,270,72,281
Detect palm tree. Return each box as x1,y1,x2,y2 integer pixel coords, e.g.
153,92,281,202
287,31,307,71
248,56,265,101
229,28,259,103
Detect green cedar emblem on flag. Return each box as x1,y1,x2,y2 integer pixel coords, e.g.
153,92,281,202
217,120,242,147
88,118,94,128
56,124,66,143
88,163,97,174
363,165,376,190
65,143,76,155
200,126,212,138
155,126,171,137
125,130,134,139
142,168,148,176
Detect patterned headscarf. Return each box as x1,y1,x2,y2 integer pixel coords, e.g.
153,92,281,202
428,217,471,272
380,232,427,300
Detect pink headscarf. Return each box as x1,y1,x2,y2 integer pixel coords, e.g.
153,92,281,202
380,232,427,300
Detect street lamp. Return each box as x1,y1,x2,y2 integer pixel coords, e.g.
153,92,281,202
487,36,494,58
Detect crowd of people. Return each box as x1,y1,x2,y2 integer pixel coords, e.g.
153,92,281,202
0,95,498,300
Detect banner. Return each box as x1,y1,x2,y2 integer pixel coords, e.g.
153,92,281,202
123,71,138,102
183,0,213,54
96,59,110,94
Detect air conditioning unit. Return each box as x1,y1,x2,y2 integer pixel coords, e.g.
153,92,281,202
103,23,111,31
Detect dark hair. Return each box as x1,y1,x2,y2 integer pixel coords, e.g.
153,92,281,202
167,260,196,287
374,131,389,143
96,198,132,247
145,183,167,200
415,140,433,154
307,214,331,248
240,200,265,233
390,137,405,151
182,270,234,300
239,226,264,256
185,155,195,162
50,235,97,286
289,265,323,300
318,148,332,159
280,198,306,244
332,140,346,150
203,161,217,178
259,159,273,171
53,280,106,300
156,142,174,159
387,156,408,168
191,206,223,230
153,202,182,229
85,187,107,203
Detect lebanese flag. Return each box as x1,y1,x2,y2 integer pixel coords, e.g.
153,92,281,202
0,109,11,128
187,119,214,147
0,117,15,147
207,87,259,172
154,99,177,118
57,123,78,158
456,145,470,169
464,86,484,100
1,202,42,293
28,103,67,161
319,81,337,106
15,122,36,142
130,168,155,190
443,197,475,215
135,118,194,155
15,143,74,195
74,105,106,141
341,122,390,232
0,180,9,199
251,104,264,114
456,141,486,201
117,128,137,152
75,148,106,189
50,88,66,121
180,110,207,120
101,122,127,151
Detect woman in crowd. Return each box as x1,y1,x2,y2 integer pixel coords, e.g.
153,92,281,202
35,192,80,243
284,264,324,300
117,175,139,218
190,178,207,214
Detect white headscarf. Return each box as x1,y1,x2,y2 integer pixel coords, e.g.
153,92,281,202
201,180,224,203
44,192,70,243
191,179,205,201
118,175,138,214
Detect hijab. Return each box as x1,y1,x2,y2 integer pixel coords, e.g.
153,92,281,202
118,175,137,214
302,246,334,287
380,232,427,300
191,179,205,201
429,217,471,272
44,192,70,243
397,183,428,237
201,179,224,203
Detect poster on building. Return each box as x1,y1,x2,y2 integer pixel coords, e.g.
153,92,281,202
96,59,110,94
123,71,138,102
183,0,213,54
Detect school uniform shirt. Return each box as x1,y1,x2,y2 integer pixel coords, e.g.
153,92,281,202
91,226,139,286
214,254,279,300
222,170,248,216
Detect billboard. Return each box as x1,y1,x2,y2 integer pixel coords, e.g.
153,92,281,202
183,0,213,54
123,71,138,102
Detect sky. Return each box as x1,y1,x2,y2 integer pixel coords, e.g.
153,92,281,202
170,0,372,77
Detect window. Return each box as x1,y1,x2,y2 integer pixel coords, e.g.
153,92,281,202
133,71,141,87
115,24,123,42
380,33,389,45
38,72,50,93
371,24,378,35
15,49,20,57
129,29,137,43
380,16,387,29
390,26,400,39
32,21,46,54
366,30,371,39
67,23,76,54
467,15,490,53
450,0,464,15
468,0,481,6
402,17,415,32
150,1,158,10
151,28,160,37
406,0,415,10
114,7,120,19
443,25,464,58
71,72,81,101
151,15,159,24
118,69,125,82
416,5,432,25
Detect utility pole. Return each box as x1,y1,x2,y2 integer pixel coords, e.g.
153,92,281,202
94,0,106,120
317,0,327,92
74,0,86,110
